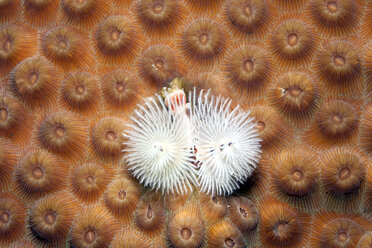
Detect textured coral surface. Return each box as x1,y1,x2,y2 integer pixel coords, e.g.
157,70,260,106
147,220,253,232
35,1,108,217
0,0,371,247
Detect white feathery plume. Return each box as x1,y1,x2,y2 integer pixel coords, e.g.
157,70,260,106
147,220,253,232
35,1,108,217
123,93,197,195
123,86,262,196
189,89,262,195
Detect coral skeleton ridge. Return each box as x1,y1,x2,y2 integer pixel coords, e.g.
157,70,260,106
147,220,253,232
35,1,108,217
0,0,371,247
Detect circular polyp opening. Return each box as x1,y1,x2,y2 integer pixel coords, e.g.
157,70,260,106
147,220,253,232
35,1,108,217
287,33,298,46
0,108,8,121
327,1,338,13
0,211,10,224
84,230,96,244
105,131,116,141
44,212,56,225
180,227,192,240
117,189,126,200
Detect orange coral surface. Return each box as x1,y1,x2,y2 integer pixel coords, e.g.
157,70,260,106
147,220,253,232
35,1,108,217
0,0,371,247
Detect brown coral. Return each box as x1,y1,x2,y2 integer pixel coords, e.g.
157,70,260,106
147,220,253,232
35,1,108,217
41,26,94,72
135,0,186,38
101,70,142,112
320,147,366,212
61,0,111,30
134,192,165,236
22,0,59,27
206,219,245,248
0,24,37,75
9,56,61,110
14,149,69,203
302,98,360,148
258,197,312,248
70,162,114,204
224,0,275,39
314,40,363,97
69,205,120,248
95,14,145,65
0,193,26,247
37,110,88,163
306,0,364,37
28,192,79,246
223,44,274,100
0,94,33,144
0,0,371,247
0,0,20,24
269,17,319,69
268,71,323,127
59,71,102,117
179,17,230,70
168,202,205,248
139,42,185,90
90,116,126,165
269,145,321,211
0,139,19,192
103,178,141,224
309,212,370,248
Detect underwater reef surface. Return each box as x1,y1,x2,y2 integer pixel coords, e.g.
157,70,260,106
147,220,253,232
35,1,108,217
0,0,372,247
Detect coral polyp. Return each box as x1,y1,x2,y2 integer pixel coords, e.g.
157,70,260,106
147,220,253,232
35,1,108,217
9,55,61,110
269,17,319,69
37,111,88,163
268,71,323,128
0,24,37,75
0,193,26,247
207,219,246,248
70,162,113,203
270,145,321,211
61,0,111,29
135,0,186,38
103,178,141,223
59,71,101,116
134,193,165,236
306,0,364,37
0,0,20,24
23,0,59,27
200,193,227,223
223,44,274,100
69,206,120,248
138,43,185,90
303,98,360,148
14,149,69,202
101,70,142,112
167,202,204,248
224,0,275,39
320,147,366,212
41,26,94,71
90,116,126,165
228,196,259,233
314,40,363,97
95,14,145,65
28,192,79,246
309,212,370,248
179,17,229,70
0,94,33,145
258,197,312,248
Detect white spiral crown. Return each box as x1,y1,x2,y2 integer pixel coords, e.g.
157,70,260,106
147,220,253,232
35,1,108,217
123,88,261,196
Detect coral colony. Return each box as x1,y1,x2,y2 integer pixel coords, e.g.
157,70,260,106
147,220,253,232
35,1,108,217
0,0,372,247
